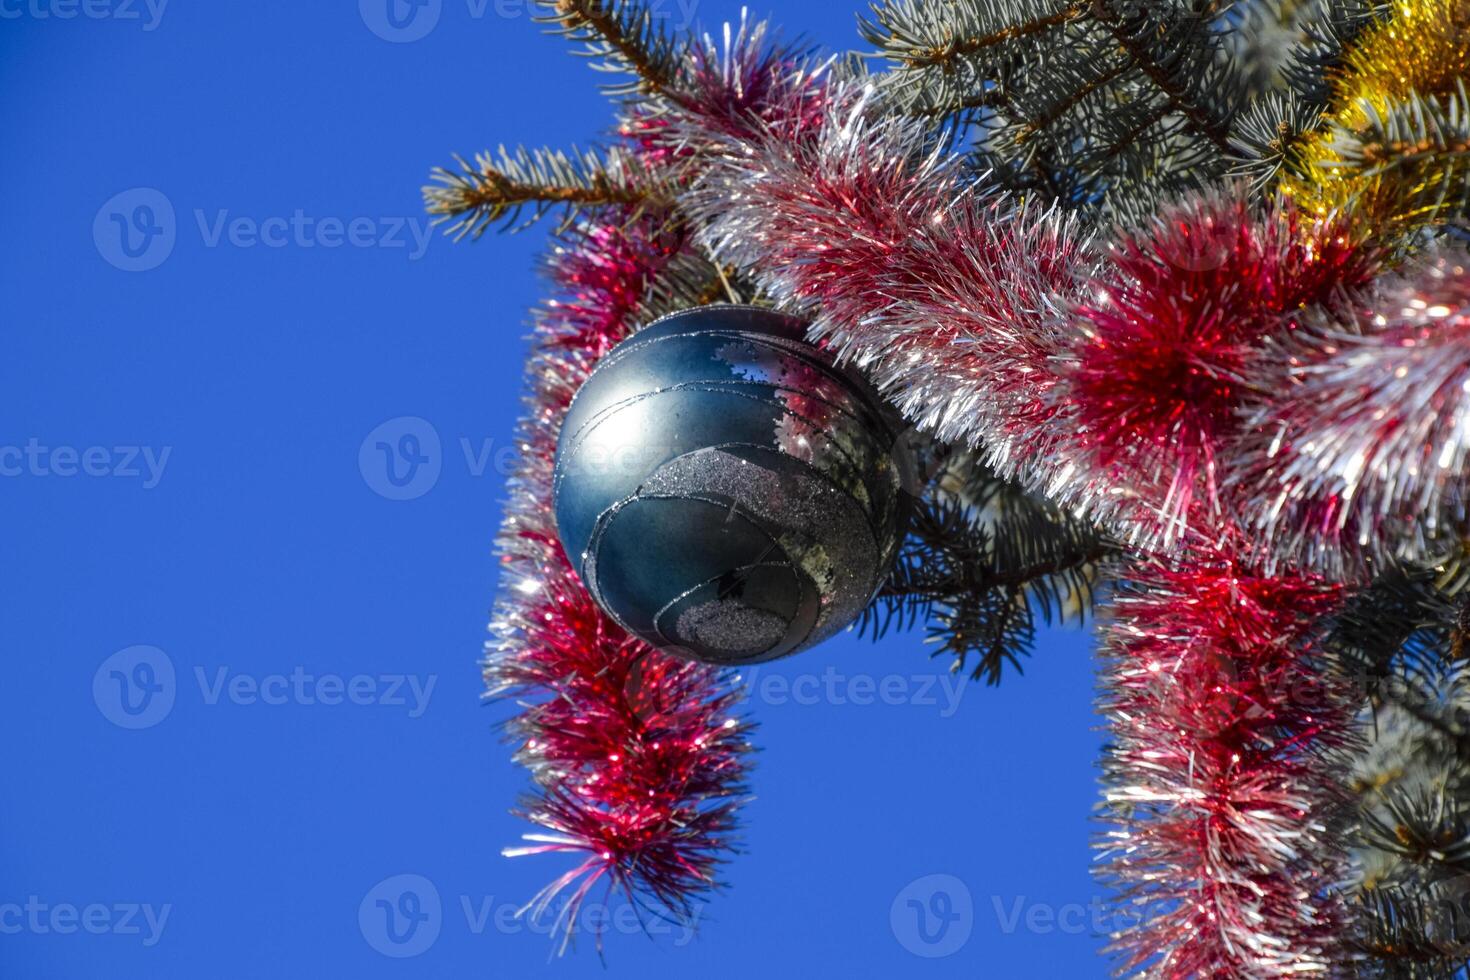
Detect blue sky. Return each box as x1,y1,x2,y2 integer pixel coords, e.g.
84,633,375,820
1,2,1107,976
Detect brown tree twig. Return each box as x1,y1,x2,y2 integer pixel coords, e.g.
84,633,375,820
900,4,1087,68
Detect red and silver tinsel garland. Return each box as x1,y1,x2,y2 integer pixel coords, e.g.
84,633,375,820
662,76,1396,976
484,23,828,948
485,213,754,948
485,18,1470,973
1232,248,1470,579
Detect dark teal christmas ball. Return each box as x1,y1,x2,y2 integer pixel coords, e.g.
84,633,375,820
553,305,912,666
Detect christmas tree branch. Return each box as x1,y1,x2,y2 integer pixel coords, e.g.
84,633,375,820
1335,87,1470,229
424,145,667,239
1090,2,1233,153
1279,0,1384,108
1334,549,1470,974
911,89,1009,118
537,0,688,98
875,533,1109,601
894,3,1086,68
1228,91,1325,188
864,451,1112,684
1227,0,1383,193
1218,0,1380,186
865,0,1244,214
1352,886,1470,974
1278,0,1470,238
1011,57,1133,143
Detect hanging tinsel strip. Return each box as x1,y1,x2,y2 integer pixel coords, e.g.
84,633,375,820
481,18,827,949
485,212,754,950
1096,548,1356,977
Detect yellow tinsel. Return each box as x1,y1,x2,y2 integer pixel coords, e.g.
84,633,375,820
1281,0,1470,231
